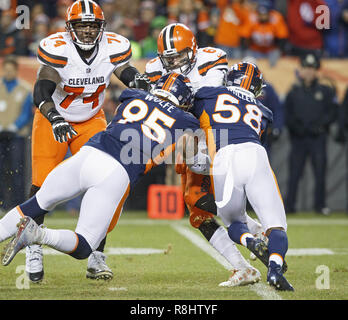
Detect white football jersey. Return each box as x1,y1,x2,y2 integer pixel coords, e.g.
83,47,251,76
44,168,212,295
37,31,132,122
145,47,229,93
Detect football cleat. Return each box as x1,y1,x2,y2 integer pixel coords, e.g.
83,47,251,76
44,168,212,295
2,216,42,266
246,238,288,274
26,245,44,283
267,261,294,291
250,231,268,261
86,251,113,280
219,267,261,287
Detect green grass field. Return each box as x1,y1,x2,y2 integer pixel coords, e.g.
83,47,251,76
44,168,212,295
0,210,347,301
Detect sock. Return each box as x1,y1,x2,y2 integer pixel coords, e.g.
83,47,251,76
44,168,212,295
228,221,254,247
40,228,79,253
267,229,288,267
210,226,251,270
19,196,48,220
69,233,92,260
0,207,23,241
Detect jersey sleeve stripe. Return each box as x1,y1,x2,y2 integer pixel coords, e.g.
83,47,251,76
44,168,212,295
109,47,132,65
198,56,228,76
37,46,67,68
199,110,217,161
146,71,162,83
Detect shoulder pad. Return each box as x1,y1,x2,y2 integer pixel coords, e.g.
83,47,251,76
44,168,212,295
145,57,163,83
37,32,68,68
197,47,228,76
104,32,132,67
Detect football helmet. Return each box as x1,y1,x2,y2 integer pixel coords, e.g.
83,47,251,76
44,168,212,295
66,0,106,51
157,23,198,75
151,73,194,109
226,62,265,97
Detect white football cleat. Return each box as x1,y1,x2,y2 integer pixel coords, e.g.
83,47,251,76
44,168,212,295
26,245,44,283
2,216,43,266
219,267,261,287
86,251,113,280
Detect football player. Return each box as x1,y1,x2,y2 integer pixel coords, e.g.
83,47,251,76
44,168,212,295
192,62,294,291
146,23,262,287
28,0,148,282
0,74,199,272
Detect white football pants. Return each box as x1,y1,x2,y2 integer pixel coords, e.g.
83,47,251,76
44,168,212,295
36,146,130,250
212,142,287,232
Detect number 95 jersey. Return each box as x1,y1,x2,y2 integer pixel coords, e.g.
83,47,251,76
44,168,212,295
86,88,200,187
37,31,132,122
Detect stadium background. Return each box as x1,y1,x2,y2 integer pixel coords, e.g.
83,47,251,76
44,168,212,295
0,0,347,213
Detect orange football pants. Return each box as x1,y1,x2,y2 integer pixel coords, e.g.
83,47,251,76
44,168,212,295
175,162,215,228
31,108,107,187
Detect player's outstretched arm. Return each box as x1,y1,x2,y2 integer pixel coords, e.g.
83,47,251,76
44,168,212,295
113,62,151,91
33,65,77,143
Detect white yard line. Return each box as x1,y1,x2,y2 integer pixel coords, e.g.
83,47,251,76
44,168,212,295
42,217,348,227
171,224,282,300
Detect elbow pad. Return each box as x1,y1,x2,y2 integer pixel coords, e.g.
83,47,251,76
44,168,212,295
33,79,57,109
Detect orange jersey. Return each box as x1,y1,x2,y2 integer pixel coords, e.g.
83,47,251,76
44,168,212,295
242,10,289,53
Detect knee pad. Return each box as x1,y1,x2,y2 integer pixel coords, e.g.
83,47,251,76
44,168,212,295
194,193,217,215
69,233,92,260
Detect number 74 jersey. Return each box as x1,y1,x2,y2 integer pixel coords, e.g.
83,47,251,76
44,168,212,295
37,31,132,123
192,86,273,154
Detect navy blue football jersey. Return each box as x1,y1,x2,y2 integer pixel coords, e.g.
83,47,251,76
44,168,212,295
86,89,199,187
192,86,273,152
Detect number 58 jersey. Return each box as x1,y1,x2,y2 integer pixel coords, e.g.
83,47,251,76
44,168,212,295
192,86,273,153
37,31,132,122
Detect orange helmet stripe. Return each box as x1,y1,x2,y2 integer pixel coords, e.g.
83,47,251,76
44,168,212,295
245,65,255,91
66,0,104,21
239,64,249,89
162,73,179,92
241,64,254,90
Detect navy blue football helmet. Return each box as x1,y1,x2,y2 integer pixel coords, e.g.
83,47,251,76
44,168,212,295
226,62,265,97
152,72,194,109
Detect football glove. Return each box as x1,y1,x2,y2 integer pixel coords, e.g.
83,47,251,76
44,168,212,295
134,73,151,91
47,109,77,143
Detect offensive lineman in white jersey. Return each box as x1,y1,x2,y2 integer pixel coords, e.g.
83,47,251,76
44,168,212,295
27,0,148,282
145,23,263,287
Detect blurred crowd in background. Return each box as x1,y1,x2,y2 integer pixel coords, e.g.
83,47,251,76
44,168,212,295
1,0,348,215
1,0,348,64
